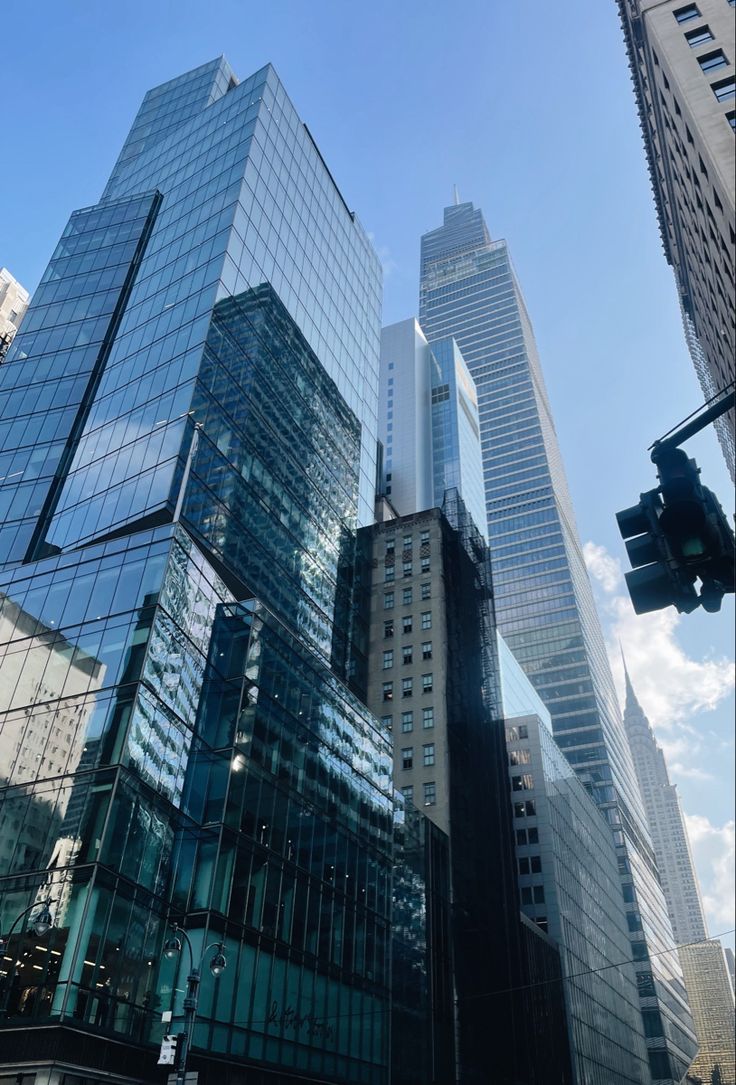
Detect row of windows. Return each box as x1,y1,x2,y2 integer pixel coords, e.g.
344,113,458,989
381,707,434,731
672,5,736,103
383,583,432,609
400,781,436,807
382,674,434,700
381,643,433,667
384,557,431,580
382,611,432,634
383,528,431,553
400,744,435,769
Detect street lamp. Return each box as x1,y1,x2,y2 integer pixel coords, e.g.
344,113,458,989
161,924,226,1084
0,898,55,1013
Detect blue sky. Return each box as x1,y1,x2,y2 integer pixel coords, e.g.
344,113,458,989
2,0,733,946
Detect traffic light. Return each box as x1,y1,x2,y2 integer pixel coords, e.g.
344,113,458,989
616,450,735,615
157,1033,181,1066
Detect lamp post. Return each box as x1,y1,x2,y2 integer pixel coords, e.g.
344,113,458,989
0,898,55,1015
162,924,226,1085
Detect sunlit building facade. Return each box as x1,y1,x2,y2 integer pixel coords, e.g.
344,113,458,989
379,318,486,537
0,266,29,360
500,637,651,1085
623,666,735,1085
0,57,406,1085
419,200,697,1084
616,0,736,479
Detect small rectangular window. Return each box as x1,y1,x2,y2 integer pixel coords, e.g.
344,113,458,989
527,827,539,845
516,829,528,846
525,800,536,816
727,110,736,129
402,587,412,605
514,802,526,818
422,707,434,729
530,856,542,874
674,3,700,22
403,561,413,577
521,887,533,905
401,785,413,802
381,714,392,731
402,615,413,633
684,24,713,46
401,747,413,770
402,645,413,664
423,781,436,806
403,533,413,549
401,711,413,732
699,49,729,73
519,857,530,875
421,611,432,630
385,565,395,582
382,682,393,702
384,619,394,638
402,678,413,698
423,743,435,767
382,650,393,670
419,529,430,544
712,76,736,101
383,593,394,611
385,538,395,555
509,749,531,766
422,674,433,694
422,641,432,660
518,724,528,739
420,582,431,600
420,556,431,573
533,885,545,904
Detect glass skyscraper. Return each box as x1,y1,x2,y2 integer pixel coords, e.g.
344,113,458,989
499,637,651,1085
623,666,736,1085
0,58,400,1085
419,200,697,1084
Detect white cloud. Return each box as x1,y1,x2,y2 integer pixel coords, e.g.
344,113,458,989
582,540,734,733
684,813,735,935
582,541,623,594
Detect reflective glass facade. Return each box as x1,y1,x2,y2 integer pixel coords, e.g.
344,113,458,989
419,201,697,1083
0,534,395,1082
500,641,650,1085
428,337,486,539
18,58,380,562
362,495,573,1085
390,802,453,1085
0,58,394,1085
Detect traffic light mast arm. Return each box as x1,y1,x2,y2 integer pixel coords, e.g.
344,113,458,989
650,388,735,464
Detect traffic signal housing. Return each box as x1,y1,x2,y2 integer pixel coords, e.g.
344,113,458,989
616,450,735,615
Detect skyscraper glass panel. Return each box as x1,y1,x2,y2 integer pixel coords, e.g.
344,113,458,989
419,200,697,1083
428,337,487,537
0,58,393,1085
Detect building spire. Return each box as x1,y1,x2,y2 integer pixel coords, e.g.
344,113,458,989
620,646,644,719
453,184,460,206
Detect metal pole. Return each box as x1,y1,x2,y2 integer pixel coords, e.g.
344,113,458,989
0,898,55,1015
176,966,200,1085
651,389,735,461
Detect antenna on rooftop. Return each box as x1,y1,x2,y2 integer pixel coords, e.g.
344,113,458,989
452,184,460,206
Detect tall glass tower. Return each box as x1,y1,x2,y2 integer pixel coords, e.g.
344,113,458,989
0,58,396,1085
623,666,736,1085
419,200,697,1084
